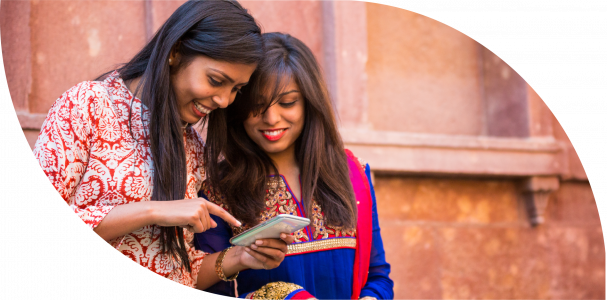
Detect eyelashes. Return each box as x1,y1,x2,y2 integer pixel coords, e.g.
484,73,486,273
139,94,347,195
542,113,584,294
209,76,243,94
208,77,222,87
279,101,297,108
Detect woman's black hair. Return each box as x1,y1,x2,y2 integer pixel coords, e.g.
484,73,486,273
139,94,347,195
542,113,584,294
100,0,263,273
218,33,357,229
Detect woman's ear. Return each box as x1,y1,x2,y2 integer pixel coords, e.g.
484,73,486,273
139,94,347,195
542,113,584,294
169,51,181,66
169,40,183,66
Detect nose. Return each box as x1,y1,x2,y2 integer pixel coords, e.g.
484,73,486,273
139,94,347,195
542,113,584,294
262,104,280,126
211,88,232,109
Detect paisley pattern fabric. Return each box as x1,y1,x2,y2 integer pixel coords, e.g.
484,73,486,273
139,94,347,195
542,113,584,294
33,71,206,287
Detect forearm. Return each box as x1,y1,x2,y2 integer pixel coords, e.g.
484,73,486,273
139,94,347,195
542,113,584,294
93,201,157,241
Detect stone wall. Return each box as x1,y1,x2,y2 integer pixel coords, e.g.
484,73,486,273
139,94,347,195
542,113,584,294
1,1,602,298
376,178,603,299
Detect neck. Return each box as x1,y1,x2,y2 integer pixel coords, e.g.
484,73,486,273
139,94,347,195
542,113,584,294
267,144,299,177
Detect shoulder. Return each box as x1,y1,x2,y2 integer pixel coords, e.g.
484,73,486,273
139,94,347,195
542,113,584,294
52,79,123,127
53,80,110,110
344,148,368,172
42,80,111,133
70,71,137,114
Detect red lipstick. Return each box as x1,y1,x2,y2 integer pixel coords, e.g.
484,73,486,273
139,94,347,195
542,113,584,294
192,102,206,118
260,128,288,141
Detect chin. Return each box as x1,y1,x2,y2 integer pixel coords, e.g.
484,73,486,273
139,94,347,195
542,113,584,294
182,115,201,125
260,144,288,155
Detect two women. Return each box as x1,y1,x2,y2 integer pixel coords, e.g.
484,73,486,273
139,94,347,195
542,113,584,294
34,0,393,298
195,33,394,299
34,0,292,289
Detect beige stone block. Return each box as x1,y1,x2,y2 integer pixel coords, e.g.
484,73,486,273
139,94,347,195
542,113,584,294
149,1,186,35
23,129,40,150
379,224,441,299
552,114,588,180
482,46,529,138
528,84,554,137
242,1,324,67
545,226,605,299
374,177,520,224
29,0,146,114
547,182,601,226
366,3,484,135
1,0,31,111
438,227,553,299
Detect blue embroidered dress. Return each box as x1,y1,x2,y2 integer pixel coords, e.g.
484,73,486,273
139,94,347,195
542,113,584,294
194,163,394,299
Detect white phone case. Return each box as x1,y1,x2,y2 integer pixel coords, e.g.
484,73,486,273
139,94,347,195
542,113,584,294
230,214,310,246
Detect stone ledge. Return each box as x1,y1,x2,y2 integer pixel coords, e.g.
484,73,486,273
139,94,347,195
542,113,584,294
341,129,561,152
16,117,574,179
341,129,569,178
16,111,47,130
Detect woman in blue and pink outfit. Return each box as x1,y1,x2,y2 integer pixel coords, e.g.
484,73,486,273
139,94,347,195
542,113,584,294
195,33,394,299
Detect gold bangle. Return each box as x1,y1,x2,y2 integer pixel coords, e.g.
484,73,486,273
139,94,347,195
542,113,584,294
215,246,238,281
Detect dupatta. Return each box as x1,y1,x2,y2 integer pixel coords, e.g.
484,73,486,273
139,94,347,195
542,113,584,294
345,149,373,300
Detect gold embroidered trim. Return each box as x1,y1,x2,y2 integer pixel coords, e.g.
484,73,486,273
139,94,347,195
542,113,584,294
287,238,357,255
251,281,304,299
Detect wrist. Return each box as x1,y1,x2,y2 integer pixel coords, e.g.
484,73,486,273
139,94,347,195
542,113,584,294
219,246,243,277
144,201,160,225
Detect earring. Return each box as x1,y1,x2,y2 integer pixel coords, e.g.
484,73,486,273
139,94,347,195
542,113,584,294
169,58,173,65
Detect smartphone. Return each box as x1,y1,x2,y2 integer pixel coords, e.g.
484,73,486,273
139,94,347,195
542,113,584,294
230,214,310,246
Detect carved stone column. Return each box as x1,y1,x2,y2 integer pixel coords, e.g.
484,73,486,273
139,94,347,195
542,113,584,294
521,176,559,226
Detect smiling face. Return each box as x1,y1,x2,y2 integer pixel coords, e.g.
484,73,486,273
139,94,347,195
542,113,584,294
243,77,305,156
170,55,257,124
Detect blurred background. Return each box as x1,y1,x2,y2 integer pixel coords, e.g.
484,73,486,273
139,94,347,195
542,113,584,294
1,1,603,299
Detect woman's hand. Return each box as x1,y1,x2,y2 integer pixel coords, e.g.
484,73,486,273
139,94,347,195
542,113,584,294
227,233,295,270
196,234,295,290
151,198,241,232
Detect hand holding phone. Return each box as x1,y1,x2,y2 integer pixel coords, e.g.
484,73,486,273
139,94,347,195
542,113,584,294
230,214,310,246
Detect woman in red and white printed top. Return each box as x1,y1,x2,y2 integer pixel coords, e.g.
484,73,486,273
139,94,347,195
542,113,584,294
33,0,293,289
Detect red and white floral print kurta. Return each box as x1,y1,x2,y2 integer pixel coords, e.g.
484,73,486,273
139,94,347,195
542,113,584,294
33,71,206,287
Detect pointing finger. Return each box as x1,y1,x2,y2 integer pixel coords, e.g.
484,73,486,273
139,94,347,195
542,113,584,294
206,200,242,227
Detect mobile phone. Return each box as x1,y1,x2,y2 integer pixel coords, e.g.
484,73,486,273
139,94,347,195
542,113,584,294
230,214,310,246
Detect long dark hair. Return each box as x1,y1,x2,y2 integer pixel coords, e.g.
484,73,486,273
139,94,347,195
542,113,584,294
105,0,263,273
217,33,357,229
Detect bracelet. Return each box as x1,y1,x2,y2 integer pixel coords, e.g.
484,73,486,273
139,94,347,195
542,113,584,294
215,246,238,281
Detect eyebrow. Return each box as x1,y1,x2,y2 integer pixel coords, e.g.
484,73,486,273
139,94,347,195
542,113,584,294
277,90,300,97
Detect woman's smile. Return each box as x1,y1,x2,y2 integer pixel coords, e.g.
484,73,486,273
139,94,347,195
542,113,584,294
260,128,289,141
192,101,214,118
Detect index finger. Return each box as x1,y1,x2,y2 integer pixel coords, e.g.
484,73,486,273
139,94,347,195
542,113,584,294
204,199,242,227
